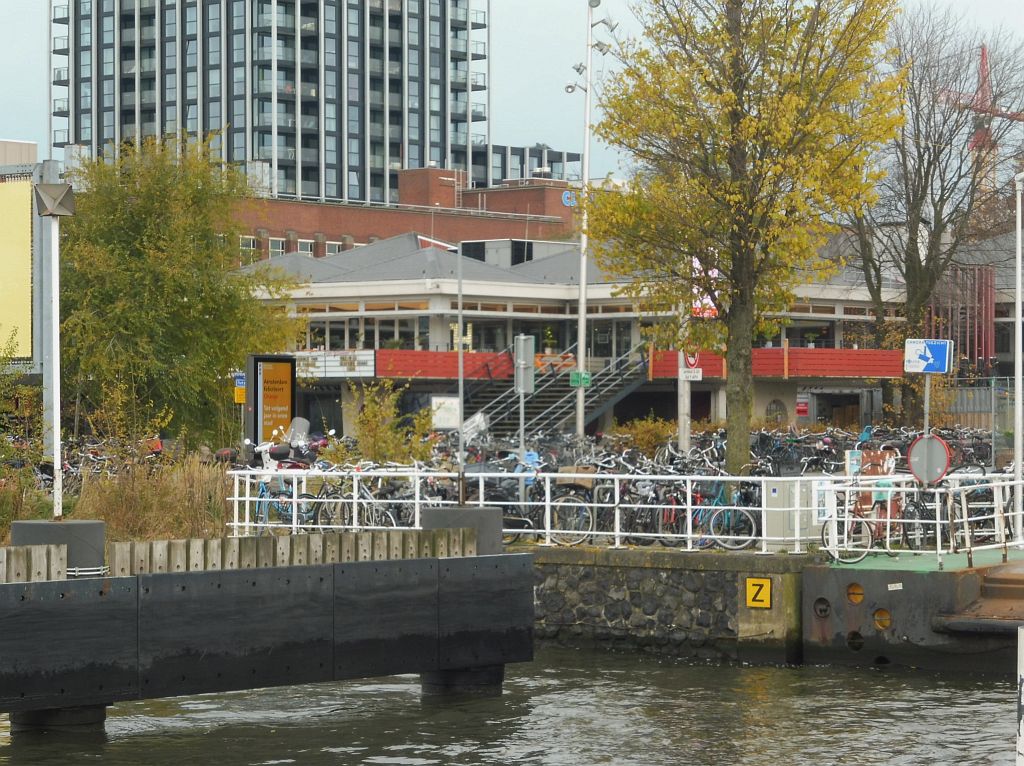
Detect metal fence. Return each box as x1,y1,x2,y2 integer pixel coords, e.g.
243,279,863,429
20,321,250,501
227,467,1023,566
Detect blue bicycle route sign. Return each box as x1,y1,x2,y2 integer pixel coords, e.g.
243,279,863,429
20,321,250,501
903,339,953,374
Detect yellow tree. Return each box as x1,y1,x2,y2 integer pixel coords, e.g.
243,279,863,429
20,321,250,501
62,137,303,444
588,0,902,472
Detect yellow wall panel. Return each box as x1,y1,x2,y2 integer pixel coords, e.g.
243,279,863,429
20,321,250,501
0,180,32,358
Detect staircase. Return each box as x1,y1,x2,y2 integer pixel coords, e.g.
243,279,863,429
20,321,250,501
479,343,650,438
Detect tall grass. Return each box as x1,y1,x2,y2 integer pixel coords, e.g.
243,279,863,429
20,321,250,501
73,457,231,542
0,470,55,544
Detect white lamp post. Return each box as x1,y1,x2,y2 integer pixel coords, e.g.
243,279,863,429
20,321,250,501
34,183,75,519
1014,171,1023,542
574,0,602,439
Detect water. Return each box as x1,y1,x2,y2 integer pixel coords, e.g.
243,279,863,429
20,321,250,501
0,648,1014,766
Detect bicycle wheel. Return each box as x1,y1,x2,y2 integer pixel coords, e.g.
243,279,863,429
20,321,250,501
820,516,870,564
709,507,758,550
364,505,398,528
551,493,595,546
901,501,926,551
656,495,685,546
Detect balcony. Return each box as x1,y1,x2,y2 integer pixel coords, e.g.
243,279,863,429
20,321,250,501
122,91,136,108
300,180,321,197
300,148,319,163
52,98,69,116
53,66,69,85
121,0,156,11
450,39,467,59
299,17,317,35
53,129,69,147
255,146,297,161
471,10,487,28
300,49,317,66
471,102,487,121
52,36,68,54
140,58,156,74
367,0,402,13
471,41,487,60
52,5,69,23
254,12,295,30
121,28,135,45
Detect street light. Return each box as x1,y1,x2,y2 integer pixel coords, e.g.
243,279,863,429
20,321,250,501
1014,171,1023,541
574,0,607,439
34,182,75,519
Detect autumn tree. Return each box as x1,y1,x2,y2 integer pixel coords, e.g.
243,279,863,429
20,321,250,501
61,137,303,444
844,6,1024,422
588,0,902,472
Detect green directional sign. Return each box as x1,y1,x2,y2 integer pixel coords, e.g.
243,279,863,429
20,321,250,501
569,371,592,388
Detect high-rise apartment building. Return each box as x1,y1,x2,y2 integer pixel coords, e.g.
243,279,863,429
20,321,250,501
51,0,578,203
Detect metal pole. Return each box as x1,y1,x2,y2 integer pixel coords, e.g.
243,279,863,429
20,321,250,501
1018,625,1024,765
50,216,63,518
1014,172,1023,542
575,0,596,438
924,374,930,436
457,244,466,503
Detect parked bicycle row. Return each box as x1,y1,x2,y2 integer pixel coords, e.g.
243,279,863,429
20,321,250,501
226,459,1017,565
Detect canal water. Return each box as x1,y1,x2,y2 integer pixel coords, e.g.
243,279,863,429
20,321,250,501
0,648,1014,766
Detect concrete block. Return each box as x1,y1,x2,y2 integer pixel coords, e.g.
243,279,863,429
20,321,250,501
168,540,187,573
256,537,275,568
47,544,66,581
205,538,223,570
131,541,151,575
150,541,169,574
420,507,502,556
220,537,238,570
323,533,340,563
11,520,106,572
187,539,205,572
238,537,257,569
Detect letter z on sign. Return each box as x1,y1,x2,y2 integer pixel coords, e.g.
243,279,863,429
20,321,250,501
745,577,772,609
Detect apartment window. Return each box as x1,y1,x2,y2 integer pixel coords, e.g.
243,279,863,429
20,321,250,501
79,19,92,47
239,235,257,262
185,103,198,131
297,240,314,257
207,2,220,32
79,50,92,79
186,70,198,99
165,8,176,36
185,4,197,35
269,237,285,258
325,241,344,256
186,39,197,67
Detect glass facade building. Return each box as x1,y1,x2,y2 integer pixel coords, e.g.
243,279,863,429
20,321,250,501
51,0,578,203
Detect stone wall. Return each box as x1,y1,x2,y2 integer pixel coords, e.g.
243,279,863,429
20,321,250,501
529,547,811,664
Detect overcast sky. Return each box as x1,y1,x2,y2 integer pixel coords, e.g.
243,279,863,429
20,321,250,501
0,0,1021,178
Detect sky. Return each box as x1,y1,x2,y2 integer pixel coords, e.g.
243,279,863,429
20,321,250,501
1,0,1023,179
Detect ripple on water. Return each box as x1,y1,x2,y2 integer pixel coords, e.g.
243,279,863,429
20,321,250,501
0,649,1015,766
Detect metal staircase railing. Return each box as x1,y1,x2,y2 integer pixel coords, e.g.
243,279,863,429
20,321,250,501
474,342,578,427
462,342,514,408
522,342,649,433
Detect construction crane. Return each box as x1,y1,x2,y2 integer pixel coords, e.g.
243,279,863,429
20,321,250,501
944,45,1024,192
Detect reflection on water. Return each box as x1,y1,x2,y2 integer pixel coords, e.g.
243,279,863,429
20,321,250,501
0,648,1014,766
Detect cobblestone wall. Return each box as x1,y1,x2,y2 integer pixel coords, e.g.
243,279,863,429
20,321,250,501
528,548,809,663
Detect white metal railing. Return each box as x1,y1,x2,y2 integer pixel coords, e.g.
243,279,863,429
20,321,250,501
226,467,1024,560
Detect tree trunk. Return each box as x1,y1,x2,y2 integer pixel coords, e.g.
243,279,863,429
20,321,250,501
725,300,755,474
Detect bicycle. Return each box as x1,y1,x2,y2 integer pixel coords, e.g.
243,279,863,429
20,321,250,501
821,476,909,563
252,475,315,535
